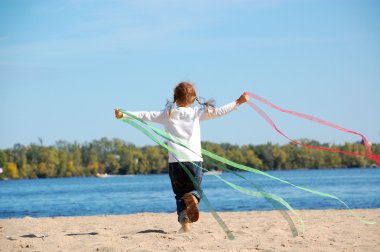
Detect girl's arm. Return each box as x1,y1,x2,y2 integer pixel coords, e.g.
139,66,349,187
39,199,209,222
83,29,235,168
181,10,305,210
199,92,249,121
114,109,167,124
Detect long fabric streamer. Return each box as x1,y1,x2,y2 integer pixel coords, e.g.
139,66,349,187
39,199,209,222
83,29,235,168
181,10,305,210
120,113,305,238
120,113,305,232
120,111,304,236
120,110,375,223
246,92,380,165
117,91,377,238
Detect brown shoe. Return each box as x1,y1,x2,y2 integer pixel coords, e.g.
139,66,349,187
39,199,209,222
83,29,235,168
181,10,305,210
182,193,199,222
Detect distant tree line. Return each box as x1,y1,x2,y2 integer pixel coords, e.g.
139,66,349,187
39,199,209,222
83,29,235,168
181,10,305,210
0,138,378,179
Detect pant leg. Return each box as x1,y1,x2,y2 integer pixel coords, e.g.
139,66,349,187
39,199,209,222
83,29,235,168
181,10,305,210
187,162,203,201
168,162,203,216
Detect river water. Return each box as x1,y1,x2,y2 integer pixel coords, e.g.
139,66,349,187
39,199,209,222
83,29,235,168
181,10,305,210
0,168,379,219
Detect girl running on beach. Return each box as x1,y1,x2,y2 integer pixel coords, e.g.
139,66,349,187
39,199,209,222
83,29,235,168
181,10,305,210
115,82,249,232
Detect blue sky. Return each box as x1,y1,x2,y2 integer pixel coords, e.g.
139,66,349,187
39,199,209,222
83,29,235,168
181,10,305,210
1,0,379,149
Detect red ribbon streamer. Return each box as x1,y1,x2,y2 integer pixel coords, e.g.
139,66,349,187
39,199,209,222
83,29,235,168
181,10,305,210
246,92,380,166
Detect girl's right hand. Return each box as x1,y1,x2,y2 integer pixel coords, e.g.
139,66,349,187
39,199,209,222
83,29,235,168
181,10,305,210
236,92,249,105
114,109,123,119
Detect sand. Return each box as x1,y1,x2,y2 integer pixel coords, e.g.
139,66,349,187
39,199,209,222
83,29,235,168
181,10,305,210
1,209,379,252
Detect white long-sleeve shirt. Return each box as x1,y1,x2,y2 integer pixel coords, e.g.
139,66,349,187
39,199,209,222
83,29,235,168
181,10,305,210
125,101,239,163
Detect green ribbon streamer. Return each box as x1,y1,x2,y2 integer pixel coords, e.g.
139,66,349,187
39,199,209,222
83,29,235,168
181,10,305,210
118,110,375,237
119,111,304,234
119,111,306,236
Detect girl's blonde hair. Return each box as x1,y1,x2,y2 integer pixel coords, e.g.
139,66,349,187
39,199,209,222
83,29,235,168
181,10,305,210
168,82,215,119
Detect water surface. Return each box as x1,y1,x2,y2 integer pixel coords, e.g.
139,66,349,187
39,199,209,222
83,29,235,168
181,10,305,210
0,168,379,219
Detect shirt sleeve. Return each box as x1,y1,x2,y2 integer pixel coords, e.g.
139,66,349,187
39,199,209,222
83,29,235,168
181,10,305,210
199,101,239,121
123,110,167,124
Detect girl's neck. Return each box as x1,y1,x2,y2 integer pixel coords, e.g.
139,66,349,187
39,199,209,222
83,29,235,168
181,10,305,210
176,101,192,108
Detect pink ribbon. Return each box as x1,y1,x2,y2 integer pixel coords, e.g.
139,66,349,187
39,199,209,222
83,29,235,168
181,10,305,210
246,92,380,165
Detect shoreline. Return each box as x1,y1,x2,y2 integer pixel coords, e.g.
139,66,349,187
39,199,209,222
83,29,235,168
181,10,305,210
1,206,380,220
1,209,379,251
1,167,379,181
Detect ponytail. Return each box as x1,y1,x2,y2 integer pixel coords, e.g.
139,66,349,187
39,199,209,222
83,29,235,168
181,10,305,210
196,97,215,118
166,98,176,120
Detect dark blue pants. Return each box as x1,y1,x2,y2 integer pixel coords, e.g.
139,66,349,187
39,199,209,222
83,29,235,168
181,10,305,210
168,162,203,216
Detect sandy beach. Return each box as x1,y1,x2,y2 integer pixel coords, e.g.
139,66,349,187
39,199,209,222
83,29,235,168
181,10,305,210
1,209,379,252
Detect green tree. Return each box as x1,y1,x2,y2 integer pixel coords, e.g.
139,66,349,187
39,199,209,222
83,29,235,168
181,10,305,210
253,143,274,170
144,146,166,174
226,147,246,167
36,162,48,178
0,138,377,179
272,145,287,169
66,160,77,177
45,148,59,177
241,145,263,169
105,153,120,175
84,148,99,175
